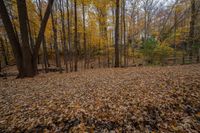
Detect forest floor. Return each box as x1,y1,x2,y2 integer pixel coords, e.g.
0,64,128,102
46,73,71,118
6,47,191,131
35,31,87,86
0,64,200,132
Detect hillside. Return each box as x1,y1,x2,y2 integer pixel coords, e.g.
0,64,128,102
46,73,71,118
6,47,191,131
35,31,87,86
0,65,200,132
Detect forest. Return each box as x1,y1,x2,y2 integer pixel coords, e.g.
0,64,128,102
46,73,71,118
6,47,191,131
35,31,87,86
0,0,200,132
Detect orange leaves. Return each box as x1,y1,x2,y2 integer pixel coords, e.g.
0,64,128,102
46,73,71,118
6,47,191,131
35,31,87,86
0,64,200,132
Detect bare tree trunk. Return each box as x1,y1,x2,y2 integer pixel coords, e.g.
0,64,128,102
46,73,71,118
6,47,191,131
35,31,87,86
59,0,68,72
107,36,110,68
51,7,62,73
115,0,120,67
27,17,34,52
33,0,55,74
17,0,36,76
174,4,177,64
36,0,49,73
98,39,101,68
74,0,78,71
110,30,113,67
9,6,20,44
0,60,1,73
87,35,91,69
120,3,123,66
144,3,147,41
3,0,54,77
0,37,8,66
197,48,200,63
0,0,26,77
82,1,87,69
66,0,73,72
0,0,53,77
42,37,49,72
188,0,196,62
111,8,115,67
123,0,127,67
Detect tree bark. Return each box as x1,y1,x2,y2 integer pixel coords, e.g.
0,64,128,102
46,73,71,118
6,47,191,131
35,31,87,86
115,0,120,67
82,1,87,69
123,0,127,67
51,7,62,73
17,0,36,76
120,2,123,66
74,0,78,71
0,0,24,77
0,0,54,78
42,37,49,72
174,4,177,64
188,0,196,62
66,0,73,72
33,0,55,73
59,0,68,72
36,0,49,73
0,37,8,66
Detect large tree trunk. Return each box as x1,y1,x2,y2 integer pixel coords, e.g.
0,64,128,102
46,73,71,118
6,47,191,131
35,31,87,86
27,16,35,52
17,0,36,77
0,0,24,77
115,0,120,67
0,0,54,78
0,37,8,66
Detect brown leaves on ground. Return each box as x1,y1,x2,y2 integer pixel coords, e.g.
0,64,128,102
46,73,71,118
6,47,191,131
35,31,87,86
0,64,200,132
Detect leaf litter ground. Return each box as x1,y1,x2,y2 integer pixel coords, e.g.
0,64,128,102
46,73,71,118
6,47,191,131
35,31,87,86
0,64,200,132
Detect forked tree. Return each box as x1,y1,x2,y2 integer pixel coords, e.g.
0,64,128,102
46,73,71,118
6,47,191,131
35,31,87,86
0,0,54,78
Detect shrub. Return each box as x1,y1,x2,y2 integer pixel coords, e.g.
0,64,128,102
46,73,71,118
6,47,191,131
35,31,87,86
154,44,174,65
141,37,158,64
141,37,174,65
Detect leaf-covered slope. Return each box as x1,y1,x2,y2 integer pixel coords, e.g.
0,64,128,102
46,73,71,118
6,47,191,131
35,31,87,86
0,65,200,132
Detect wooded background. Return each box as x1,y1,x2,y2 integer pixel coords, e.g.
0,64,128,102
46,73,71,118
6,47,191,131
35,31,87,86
0,0,200,77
